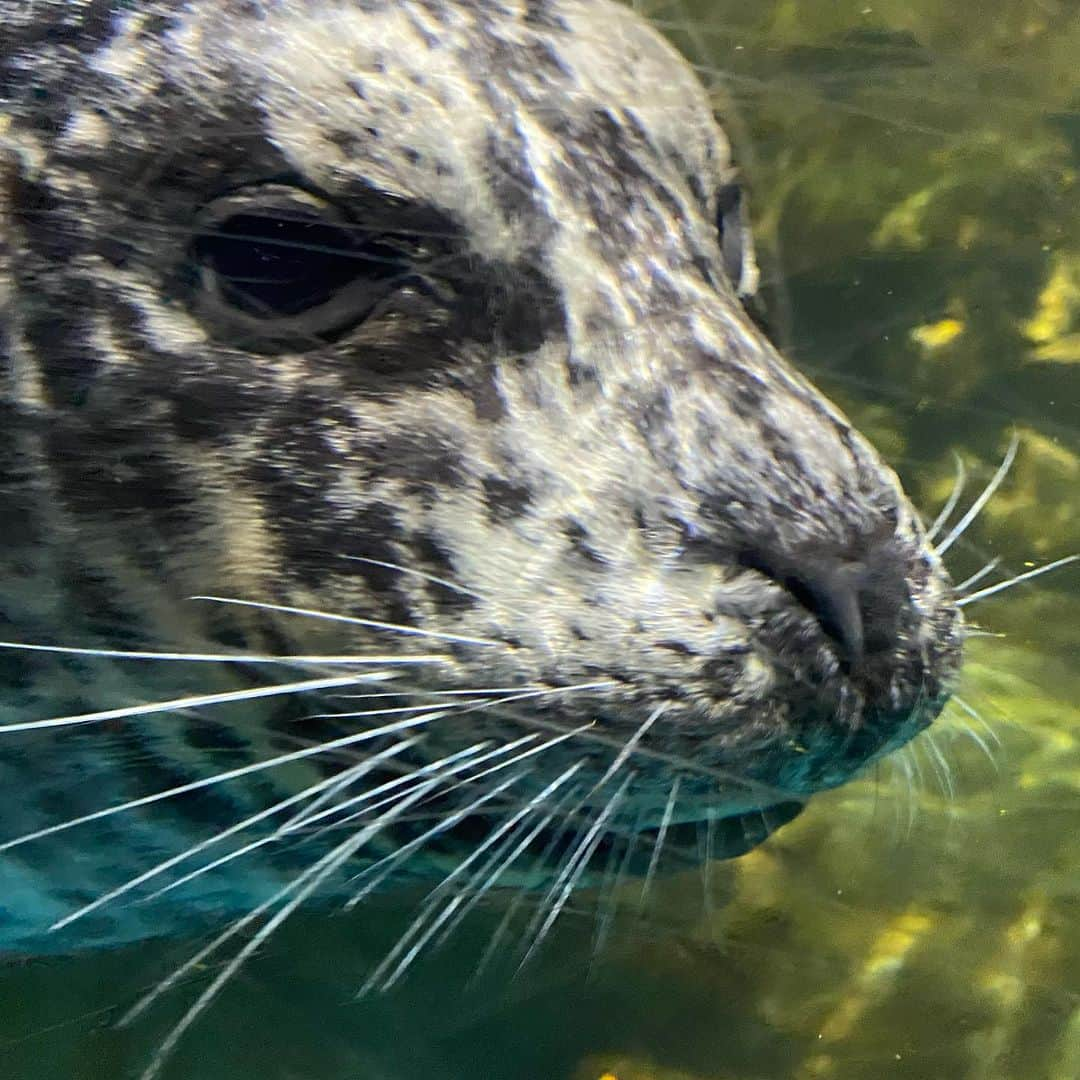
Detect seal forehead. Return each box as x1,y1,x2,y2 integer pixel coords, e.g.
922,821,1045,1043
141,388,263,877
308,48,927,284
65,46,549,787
95,0,727,264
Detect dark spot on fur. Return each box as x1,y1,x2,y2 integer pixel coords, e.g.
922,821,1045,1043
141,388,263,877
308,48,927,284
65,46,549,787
567,358,599,387
411,533,476,613
522,0,570,32
22,304,99,409
482,475,533,522
564,519,608,566
655,640,695,656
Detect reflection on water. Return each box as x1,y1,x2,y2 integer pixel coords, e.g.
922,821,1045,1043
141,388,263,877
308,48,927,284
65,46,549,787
4,1,1079,1077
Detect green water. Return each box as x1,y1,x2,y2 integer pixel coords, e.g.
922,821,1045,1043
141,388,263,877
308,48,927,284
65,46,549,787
4,1,1079,1077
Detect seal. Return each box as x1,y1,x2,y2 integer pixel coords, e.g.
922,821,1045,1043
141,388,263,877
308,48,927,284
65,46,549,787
0,0,962,1000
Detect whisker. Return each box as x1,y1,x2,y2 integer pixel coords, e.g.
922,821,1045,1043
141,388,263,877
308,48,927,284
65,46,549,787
956,554,1079,606
922,731,956,802
336,737,570,901
435,722,594,803
955,720,998,771
472,801,585,980
952,695,1001,747
279,740,499,852
341,554,490,603
517,772,633,971
638,774,681,912
591,702,667,791
0,710,448,853
952,557,1002,594
0,672,410,735
925,452,967,543
490,701,794,805
0,641,444,666
592,818,643,963
359,766,587,994
427,783,584,956
333,685,545,699
130,776,445,1080
302,700,486,721
49,739,420,931
346,769,533,930
191,595,500,647
889,748,918,838
700,815,716,918
135,739,425,907
936,434,1019,556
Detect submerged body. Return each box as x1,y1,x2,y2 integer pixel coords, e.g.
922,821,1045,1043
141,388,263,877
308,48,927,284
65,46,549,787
0,0,961,963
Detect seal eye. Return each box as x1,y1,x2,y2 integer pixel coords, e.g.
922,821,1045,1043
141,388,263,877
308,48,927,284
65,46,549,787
715,178,759,299
189,185,414,349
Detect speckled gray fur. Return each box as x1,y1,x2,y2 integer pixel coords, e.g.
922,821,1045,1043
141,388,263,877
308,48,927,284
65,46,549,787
0,0,961,953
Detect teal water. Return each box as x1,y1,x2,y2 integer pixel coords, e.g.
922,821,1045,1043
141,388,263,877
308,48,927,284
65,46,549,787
3,2,1079,1077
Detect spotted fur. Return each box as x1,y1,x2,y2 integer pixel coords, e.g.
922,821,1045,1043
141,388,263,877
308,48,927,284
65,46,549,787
0,0,961,957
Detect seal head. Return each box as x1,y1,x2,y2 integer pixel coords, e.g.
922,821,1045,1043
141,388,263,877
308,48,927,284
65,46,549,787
0,0,961,890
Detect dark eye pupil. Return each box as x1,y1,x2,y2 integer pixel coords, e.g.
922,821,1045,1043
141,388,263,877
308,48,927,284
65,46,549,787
192,210,405,318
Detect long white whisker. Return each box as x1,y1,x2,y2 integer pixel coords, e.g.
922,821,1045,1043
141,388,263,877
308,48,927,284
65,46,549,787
889,748,918,838
342,554,490,603
191,595,499,647
333,685,543,700
700,815,716,917
131,776,444,1080
593,818,643,961
923,731,955,801
358,773,532,994
956,554,1079,606
0,709,448,853
490,699,791,804
954,720,998,770
121,770,447,1029
435,722,594,802
315,716,591,843
294,739,499,847
953,557,1002,594
472,800,585,981
302,700,485,721
952,694,1002,748
365,762,587,993
592,702,666,791
517,772,633,971
639,774,680,911
936,434,1019,556
0,641,445,666
49,738,420,932
138,740,430,905
925,452,967,543
0,672,407,735
429,786,582,955
164,743,494,906
455,679,618,714
337,740,558,905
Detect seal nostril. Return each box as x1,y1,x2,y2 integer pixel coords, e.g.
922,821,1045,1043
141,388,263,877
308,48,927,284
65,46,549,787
789,561,866,666
739,538,909,670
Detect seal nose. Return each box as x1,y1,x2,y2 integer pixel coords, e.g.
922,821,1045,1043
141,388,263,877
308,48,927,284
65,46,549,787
741,534,910,669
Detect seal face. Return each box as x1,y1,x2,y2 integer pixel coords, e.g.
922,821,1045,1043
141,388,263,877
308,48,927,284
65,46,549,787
0,0,961,953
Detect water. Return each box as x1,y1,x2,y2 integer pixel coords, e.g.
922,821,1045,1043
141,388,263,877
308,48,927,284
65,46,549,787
3,1,1079,1077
